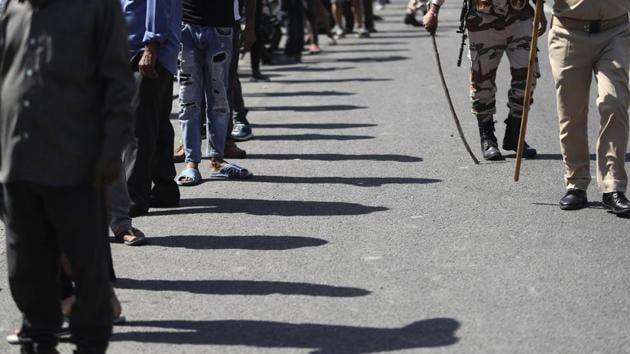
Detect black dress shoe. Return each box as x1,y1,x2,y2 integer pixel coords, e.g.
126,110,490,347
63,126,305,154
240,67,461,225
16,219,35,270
559,189,588,210
602,192,630,215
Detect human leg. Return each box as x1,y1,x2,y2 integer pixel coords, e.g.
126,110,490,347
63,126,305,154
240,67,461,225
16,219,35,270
47,184,112,353
127,70,161,214
594,24,630,195
467,21,505,160
177,24,206,185
503,17,538,157
205,26,234,161
150,64,180,205
548,25,594,192
4,182,62,353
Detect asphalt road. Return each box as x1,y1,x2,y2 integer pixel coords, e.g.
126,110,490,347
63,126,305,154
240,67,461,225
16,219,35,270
1,1,629,353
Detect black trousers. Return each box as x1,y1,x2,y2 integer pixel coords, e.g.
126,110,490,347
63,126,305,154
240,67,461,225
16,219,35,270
363,0,374,30
3,182,112,353
127,63,179,210
250,0,266,74
228,23,248,138
283,0,305,57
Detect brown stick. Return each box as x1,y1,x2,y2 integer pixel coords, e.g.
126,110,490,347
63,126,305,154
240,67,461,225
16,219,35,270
514,0,544,181
431,34,480,165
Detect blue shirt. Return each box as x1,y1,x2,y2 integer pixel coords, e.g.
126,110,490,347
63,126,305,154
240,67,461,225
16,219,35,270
120,0,181,75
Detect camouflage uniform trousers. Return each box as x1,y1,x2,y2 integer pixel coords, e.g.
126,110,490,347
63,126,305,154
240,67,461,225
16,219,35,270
406,0,427,15
467,9,539,124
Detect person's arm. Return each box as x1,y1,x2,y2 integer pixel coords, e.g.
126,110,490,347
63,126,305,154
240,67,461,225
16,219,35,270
141,0,171,78
243,0,257,50
95,0,136,185
423,0,444,34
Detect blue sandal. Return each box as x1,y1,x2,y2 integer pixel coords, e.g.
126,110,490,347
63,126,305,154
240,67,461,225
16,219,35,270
176,168,202,186
210,162,253,179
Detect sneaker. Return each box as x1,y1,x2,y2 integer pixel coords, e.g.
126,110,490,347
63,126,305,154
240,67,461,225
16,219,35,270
356,27,370,38
309,43,321,54
333,26,345,39
232,122,254,141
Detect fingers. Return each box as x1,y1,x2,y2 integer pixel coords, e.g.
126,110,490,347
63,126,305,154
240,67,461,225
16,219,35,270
139,63,159,79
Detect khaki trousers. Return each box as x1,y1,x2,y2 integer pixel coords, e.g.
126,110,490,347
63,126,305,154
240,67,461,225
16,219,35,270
549,21,630,193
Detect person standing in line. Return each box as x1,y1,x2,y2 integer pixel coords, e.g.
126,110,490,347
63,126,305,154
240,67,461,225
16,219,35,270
423,0,545,161
176,0,253,185
548,1,630,213
123,0,182,217
0,0,135,353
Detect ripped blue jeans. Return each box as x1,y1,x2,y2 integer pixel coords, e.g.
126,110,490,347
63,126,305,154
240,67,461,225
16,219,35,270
178,24,233,163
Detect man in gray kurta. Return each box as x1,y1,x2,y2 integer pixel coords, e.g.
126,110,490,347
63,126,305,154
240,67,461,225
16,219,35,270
0,0,134,352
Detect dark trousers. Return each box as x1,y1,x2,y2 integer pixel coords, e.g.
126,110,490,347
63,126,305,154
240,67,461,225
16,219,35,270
228,23,248,138
305,0,320,45
250,0,266,74
283,0,305,57
3,182,112,353
363,0,374,30
127,63,179,210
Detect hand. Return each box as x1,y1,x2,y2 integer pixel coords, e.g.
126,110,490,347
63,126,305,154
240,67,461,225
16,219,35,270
538,12,548,36
95,159,122,187
138,42,159,79
243,27,256,51
423,9,439,34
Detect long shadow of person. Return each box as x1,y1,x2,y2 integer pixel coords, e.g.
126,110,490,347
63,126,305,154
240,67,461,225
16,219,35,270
113,318,460,353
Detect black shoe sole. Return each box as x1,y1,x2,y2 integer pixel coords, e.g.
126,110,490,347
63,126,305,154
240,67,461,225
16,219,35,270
559,202,587,211
602,203,630,215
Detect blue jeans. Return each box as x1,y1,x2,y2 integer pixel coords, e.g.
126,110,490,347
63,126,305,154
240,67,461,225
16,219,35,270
178,24,233,163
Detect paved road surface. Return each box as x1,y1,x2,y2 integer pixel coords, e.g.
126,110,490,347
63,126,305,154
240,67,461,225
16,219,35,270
1,1,629,353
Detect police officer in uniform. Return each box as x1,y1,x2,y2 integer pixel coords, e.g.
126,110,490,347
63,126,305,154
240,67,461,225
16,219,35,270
423,0,546,161
549,1,630,213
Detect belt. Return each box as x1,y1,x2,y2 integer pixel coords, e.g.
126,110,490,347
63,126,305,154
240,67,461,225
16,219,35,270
553,13,628,34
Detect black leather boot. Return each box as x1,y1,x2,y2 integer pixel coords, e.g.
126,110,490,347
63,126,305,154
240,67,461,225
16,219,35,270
478,119,504,161
502,118,537,158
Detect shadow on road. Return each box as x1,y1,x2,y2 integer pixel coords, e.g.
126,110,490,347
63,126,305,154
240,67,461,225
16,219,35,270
330,56,410,64
335,41,405,46
210,176,441,187
271,78,392,84
246,153,421,162
116,278,368,297
255,134,374,141
252,123,375,129
244,91,356,97
325,48,409,53
112,318,460,352
261,65,357,72
149,198,388,217
248,105,367,112
145,235,327,250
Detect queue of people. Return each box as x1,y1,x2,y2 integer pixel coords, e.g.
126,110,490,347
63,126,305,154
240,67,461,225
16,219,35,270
0,0,380,353
0,0,629,353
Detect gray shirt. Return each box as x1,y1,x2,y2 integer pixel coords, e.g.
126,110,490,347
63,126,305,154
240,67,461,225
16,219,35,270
0,0,135,186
